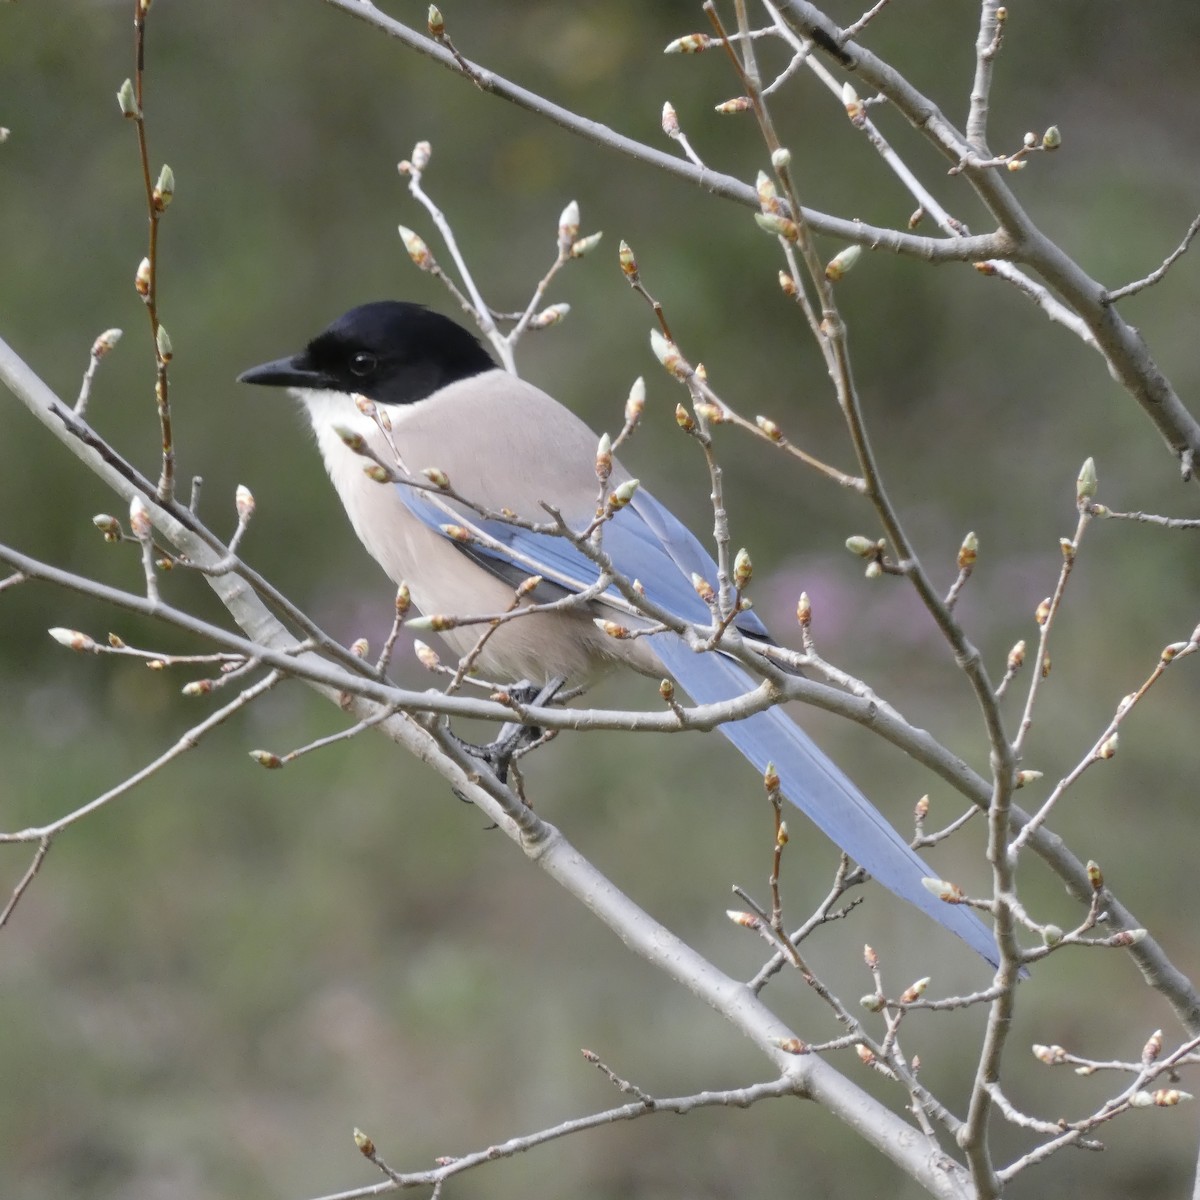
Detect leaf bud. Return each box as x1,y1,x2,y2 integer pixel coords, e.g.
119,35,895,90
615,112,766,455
763,761,780,792
608,478,640,510
796,592,811,627
845,535,876,557
93,513,122,542
363,464,391,483
860,994,885,1013
754,212,799,242
864,560,883,579
421,466,451,490
49,627,97,653
1015,769,1042,788
558,199,580,245
734,547,752,589
1042,125,1061,150
129,494,152,540
398,225,434,272
899,977,930,1004
1007,640,1026,671
152,163,175,211
778,271,798,297
235,484,255,520
714,96,752,114
529,303,570,329
1086,859,1104,891
1034,596,1052,625
1041,924,1063,946
411,140,432,171
353,1127,376,1156
1098,733,1118,759
625,377,645,425
1076,456,1097,501
570,231,604,258
249,749,283,769
664,32,712,53
825,245,863,281
771,146,791,169
659,678,675,703
691,573,715,604
841,82,864,124
413,640,441,670
618,239,639,280
155,324,173,363
661,101,680,137
427,5,444,37
756,415,783,442
595,619,630,639
921,877,965,903
650,328,687,378
117,78,138,118
135,257,152,299
957,530,978,569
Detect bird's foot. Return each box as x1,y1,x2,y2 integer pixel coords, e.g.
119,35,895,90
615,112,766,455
451,677,565,789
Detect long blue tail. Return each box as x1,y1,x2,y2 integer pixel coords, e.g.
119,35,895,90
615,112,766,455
652,635,1000,966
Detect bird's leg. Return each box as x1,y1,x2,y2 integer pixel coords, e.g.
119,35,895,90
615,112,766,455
453,677,566,785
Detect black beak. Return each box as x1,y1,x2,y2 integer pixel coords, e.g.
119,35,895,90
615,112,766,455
237,352,330,389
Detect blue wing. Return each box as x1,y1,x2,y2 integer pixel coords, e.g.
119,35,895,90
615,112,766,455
397,481,999,966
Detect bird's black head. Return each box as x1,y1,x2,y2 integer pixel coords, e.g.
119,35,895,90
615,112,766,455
237,301,496,405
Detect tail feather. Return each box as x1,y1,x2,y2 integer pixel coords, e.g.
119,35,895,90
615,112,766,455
653,636,1000,967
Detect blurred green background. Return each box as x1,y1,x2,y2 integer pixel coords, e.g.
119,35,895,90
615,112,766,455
3,2,1200,1198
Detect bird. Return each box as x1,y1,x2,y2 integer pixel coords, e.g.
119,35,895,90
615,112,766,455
239,300,998,966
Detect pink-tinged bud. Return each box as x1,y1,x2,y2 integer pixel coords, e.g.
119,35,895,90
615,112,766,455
618,240,639,280
957,530,978,569
1006,159,1026,172
235,484,255,520
661,101,680,137
726,909,761,930
353,1127,376,1156
595,619,630,639
899,976,930,1004
135,257,151,299
91,328,123,359
1034,596,1052,625
440,524,473,543
824,245,863,281
1014,769,1042,788
650,328,687,378
863,944,879,968
152,163,175,212
354,394,377,418
364,464,391,483
921,877,965,903
333,425,366,453
49,627,97,653
349,637,369,658
675,403,695,432
914,794,930,820
734,547,752,589
249,749,283,769
395,583,411,615
1142,1029,1163,1064
398,225,434,272
1131,1089,1192,1108
776,1037,809,1054
411,140,432,171
570,231,603,258
413,640,441,670
530,303,570,329
558,199,580,245
841,82,864,125
659,678,675,703
595,432,612,482
778,271,798,297
1032,1043,1067,1065
691,573,715,604
182,679,212,697
421,466,451,489
714,96,752,113
93,513,122,542
1161,641,1189,663
664,32,712,53
756,415,784,442
796,591,811,627
1007,640,1026,671
129,495,152,540
754,212,799,242
1086,859,1104,891
117,78,138,118
856,1044,876,1066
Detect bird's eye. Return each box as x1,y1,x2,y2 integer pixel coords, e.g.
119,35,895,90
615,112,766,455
349,351,377,377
